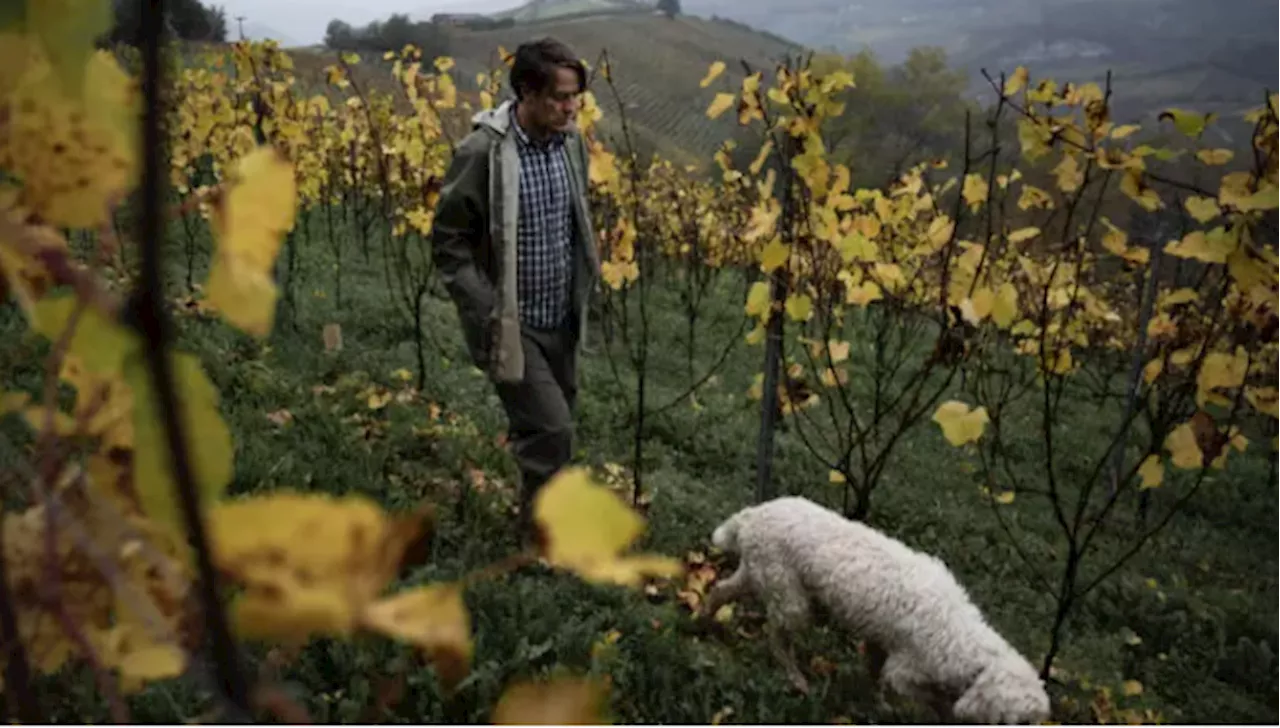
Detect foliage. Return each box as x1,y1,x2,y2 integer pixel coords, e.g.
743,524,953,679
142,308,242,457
0,0,1275,723
0,3,679,722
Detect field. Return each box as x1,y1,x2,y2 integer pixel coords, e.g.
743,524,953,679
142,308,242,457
1,16,1278,726
5,212,1274,723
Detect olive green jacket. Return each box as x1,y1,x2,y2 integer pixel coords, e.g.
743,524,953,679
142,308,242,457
430,100,601,384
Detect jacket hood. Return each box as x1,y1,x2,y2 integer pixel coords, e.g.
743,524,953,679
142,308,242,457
471,99,515,134
470,98,582,137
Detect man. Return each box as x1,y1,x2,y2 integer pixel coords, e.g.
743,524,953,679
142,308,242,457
430,37,601,541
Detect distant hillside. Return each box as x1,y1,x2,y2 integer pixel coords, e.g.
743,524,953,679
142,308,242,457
491,0,650,22
437,12,800,164
683,0,1278,122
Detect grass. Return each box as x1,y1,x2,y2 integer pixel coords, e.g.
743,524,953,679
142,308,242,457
1,215,1276,724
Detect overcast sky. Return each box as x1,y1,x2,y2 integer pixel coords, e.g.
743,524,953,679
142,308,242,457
214,0,526,46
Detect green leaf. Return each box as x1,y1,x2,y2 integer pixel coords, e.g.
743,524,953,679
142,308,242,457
1157,108,1215,138
125,349,234,539
27,0,113,91
31,293,140,374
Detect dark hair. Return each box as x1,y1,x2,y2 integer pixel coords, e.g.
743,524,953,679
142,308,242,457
509,37,586,101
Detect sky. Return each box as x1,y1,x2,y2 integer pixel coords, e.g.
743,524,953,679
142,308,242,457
213,0,526,46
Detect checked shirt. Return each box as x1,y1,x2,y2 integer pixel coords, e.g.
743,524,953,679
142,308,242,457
511,105,576,331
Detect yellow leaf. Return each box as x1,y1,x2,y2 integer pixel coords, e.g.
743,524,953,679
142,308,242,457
1196,348,1248,408
31,293,139,374
1018,118,1052,161
1008,227,1041,244
1217,171,1253,209
206,147,298,338
994,491,1015,505
705,92,736,120
1158,108,1214,137
1233,184,1280,212
872,262,906,292
1143,359,1163,385
1122,679,1144,697
1053,154,1083,193
534,468,683,587
209,491,433,643
932,401,990,446
1164,228,1236,264
1165,422,1204,470
1183,196,1220,223
1003,66,1028,96
125,350,233,540
360,583,472,690
784,294,813,322
749,139,773,175
1196,148,1233,166
7,48,138,228
1137,455,1163,490
968,287,996,323
1017,185,1054,211
231,586,355,643
1110,124,1140,139
101,624,186,695
927,215,955,252
367,390,392,410
699,61,726,88
845,280,882,307
835,231,876,262
744,281,772,319
492,676,608,725
962,174,989,210
1120,170,1162,211
992,282,1019,329
1246,387,1278,418
759,238,790,272
828,470,846,484
827,339,850,364
600,260,639,290
205,256,278,337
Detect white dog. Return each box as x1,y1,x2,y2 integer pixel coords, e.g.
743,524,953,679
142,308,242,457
704,496,1050,724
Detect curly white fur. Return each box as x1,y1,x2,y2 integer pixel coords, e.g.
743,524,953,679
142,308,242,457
707,496,1050,725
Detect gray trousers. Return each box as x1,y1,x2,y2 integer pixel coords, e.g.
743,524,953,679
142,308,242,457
494,317,579,534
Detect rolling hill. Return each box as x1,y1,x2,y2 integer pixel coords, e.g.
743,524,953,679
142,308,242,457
682,0,1278,122
433,11,801,164
490,0,650,22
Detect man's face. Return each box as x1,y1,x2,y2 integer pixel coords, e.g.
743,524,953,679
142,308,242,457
527,66,581,134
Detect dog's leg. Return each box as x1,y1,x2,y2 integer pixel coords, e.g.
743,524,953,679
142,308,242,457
881,650,942,721
758,566,812,695
766,621,810,696
702,566,750,618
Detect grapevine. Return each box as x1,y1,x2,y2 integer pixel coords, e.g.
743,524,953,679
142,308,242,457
0,0,1275,722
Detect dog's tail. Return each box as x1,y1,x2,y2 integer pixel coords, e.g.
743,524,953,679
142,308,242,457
711,507,751,553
